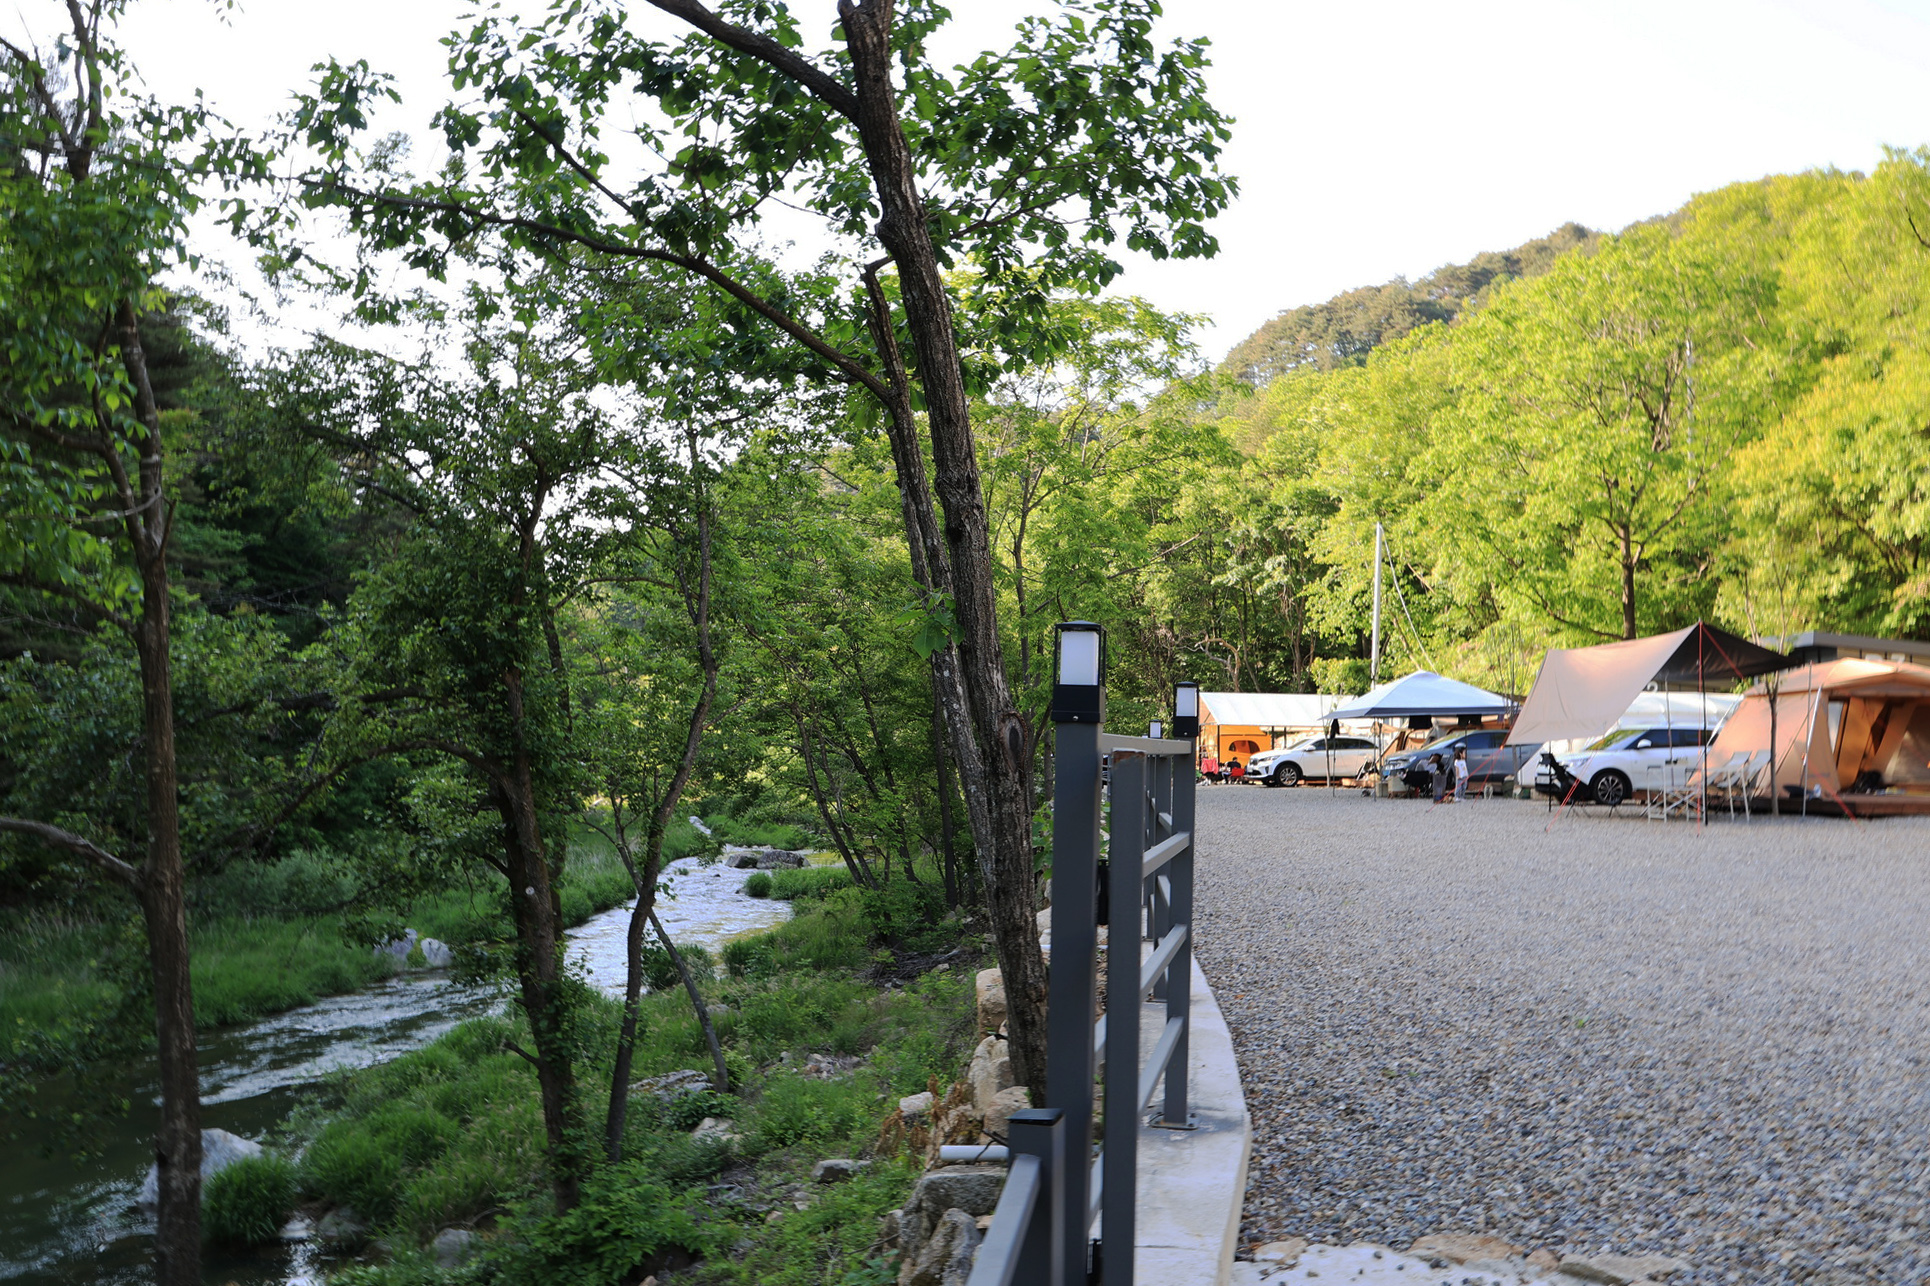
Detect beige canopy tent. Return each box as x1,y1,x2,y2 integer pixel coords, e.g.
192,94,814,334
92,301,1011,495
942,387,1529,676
1709,657,1930,806
1506,623,1792,747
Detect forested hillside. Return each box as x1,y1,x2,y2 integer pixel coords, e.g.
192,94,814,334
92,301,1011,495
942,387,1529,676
1173,157,1930,695
1217,222,1598,384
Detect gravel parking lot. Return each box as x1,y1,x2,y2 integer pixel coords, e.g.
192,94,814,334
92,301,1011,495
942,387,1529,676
1192,786,1930,1286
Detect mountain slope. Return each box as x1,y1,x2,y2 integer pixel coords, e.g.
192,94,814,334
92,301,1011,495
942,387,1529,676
1219,222,1598,385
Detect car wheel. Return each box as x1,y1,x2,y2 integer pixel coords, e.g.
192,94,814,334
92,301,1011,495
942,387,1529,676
1591,770,1631,807
1276,762,1302,787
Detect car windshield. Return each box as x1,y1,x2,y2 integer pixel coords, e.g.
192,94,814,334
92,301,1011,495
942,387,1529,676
1580,727,1645,752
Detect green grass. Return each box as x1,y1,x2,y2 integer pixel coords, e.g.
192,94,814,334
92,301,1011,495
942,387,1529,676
294,863,978,1285
0,829,648,1061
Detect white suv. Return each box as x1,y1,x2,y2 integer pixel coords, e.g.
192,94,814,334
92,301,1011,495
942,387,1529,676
1543,726,1716,806
1247,735,1380,786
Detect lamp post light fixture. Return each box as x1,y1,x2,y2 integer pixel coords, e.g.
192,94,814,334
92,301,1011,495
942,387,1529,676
1149,719,1164,739
1172,680,1201,739
1050,621,1106,725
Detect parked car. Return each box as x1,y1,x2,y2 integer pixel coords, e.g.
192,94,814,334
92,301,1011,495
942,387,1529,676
1379,729,1541,790
1247,735,1380,786
1535,726,1716,806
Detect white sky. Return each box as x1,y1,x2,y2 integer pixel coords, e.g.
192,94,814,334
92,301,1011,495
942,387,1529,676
53,0,1930,360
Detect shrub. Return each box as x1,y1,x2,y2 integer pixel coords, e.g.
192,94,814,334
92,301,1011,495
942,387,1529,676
766,867,850,901
638,941,714,992
660,1089,736,1133
302,1127,404,1221
743,872,774,899
204,1152,296,1245
752,1072,880,1150
488,1164,721,1286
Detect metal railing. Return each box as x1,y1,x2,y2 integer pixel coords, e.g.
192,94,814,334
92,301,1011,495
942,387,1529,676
968,715,1197,1286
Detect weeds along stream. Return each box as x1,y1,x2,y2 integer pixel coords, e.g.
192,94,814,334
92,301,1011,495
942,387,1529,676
0,850,870,1286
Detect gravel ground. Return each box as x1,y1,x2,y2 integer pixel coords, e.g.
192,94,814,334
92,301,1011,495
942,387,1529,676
1191,786,1930,1286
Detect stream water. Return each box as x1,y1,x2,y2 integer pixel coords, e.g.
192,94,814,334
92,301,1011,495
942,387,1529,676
0,855,793,1286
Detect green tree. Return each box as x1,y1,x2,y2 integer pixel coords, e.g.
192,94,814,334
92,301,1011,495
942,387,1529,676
281,0,1236,1093
0,9,261,1277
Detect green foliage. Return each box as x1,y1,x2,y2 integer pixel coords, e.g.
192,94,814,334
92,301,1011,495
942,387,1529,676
488,1165,723,1286
637,941,714,994
742,872,773,899
295,1016,544,1235
765,868,852,901
1218,222,1597,384
202,1153,296,1246
750,1073,881,1151
658,1089,735,1134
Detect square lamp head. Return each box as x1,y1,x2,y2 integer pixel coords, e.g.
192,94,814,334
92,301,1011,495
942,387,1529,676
1172,680,1201,739
1050,621,1106,724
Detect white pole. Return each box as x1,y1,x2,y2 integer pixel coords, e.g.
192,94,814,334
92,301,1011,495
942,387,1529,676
1370,522,1384,685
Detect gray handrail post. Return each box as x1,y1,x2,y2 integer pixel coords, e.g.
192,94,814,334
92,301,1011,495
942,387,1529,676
1160,743,1196,1127
1046,716,1102,1282
1008,1108,1066,1286
1102,751,1147,1286
1148,754,1172,1002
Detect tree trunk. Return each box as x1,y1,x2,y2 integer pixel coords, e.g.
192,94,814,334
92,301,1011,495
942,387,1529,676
1621,528,1638,639
497,671,581,1213
840,0,1049,1096
117,299,203,1286
651,907,729,1093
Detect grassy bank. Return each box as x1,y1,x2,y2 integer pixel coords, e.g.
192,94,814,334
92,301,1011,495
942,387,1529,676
0,824,666,1068
281,873,978,1286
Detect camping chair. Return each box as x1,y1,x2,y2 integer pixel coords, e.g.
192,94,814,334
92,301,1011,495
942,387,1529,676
1537,751,1587,813
1703,751,1751,819
1645,762,1700,822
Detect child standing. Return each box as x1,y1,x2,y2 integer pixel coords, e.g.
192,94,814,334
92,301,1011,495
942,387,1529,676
1453,746,1470,802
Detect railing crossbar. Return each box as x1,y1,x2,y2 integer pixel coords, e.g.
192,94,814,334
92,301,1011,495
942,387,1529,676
1140,830,1189,879
966,1154,1041,1286
1138,924,1188,1000
1137,1016,1187,1113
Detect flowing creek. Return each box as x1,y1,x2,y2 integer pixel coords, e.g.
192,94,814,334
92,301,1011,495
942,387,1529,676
1,855,794,1286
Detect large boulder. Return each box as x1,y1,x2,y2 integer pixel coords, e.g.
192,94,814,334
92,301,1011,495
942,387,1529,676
896,1167,1005,1272
373,928,418,961
724,849,762,869
314,1207,369,1243
432,1228,479,1268
137,1128,262,1208
630,1069,711,1103
967,1037,1013,1113
418,938,455,968
899,1207,979,1286
898,1091,935,1126
973,969,1006,1035
982,1086,1031,1142
754,849,806,869
811,1158,868,1184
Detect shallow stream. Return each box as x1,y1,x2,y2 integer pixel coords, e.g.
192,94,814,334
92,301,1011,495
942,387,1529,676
0,855,791,1286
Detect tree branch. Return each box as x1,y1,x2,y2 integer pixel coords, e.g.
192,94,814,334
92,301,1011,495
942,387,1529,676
643,0,860,120
0,816,141,888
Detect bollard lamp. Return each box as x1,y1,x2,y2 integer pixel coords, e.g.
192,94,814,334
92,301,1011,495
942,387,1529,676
1172,680,1201,739
1050,621,1106,724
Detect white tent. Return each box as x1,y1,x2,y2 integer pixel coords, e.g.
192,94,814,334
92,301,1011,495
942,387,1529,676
1199,692,1351,727
1324,671,1513,722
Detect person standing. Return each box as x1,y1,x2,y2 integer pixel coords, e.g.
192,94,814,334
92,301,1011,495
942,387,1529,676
1453,746,1470,802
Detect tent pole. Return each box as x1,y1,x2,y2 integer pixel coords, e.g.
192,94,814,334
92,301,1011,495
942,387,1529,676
1767,674,1779,818
1798,664,1817,818
1370,523,1384,685
1698,628,1708,828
